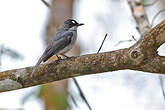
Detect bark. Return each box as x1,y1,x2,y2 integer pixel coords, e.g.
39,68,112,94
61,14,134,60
0,17,165,93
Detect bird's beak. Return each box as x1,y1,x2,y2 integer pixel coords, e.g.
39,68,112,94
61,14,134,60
77,23,84,26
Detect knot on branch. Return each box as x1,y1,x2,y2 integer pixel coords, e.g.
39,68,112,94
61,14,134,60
131,50,139,59
129,48,144,65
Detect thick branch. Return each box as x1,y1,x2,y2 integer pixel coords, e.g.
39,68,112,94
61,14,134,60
128,0,165,100
0,19,165,92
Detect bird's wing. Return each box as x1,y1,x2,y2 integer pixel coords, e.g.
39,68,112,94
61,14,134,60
43,31,73,62
31,31,73,76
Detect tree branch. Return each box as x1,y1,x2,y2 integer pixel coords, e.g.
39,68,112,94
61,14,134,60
0,19,165,92
128,0,165,101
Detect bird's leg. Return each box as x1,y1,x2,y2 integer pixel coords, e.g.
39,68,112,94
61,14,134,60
61,54,70,59
56,55,62,60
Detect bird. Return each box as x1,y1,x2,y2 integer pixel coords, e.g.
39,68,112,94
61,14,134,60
31,19,84,77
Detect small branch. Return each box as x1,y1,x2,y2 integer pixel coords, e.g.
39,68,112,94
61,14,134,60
41,0,50,8
97,33,107,53
73,78,92,110
132,35,137,42
73,34,107,110
159,76,165,99
70,94,79,109
114,39,133,46
114,35,136,46
151,8,165,27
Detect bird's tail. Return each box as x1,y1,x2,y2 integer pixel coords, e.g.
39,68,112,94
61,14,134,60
31,57,43,77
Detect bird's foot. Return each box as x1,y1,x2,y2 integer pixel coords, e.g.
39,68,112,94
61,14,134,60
56,55,63,60
61,54,70,59
56,54,71,60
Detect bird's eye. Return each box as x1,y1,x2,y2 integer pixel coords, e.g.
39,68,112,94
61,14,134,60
71,20,76,24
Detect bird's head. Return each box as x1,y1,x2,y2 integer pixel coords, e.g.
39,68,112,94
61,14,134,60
62,19,84,30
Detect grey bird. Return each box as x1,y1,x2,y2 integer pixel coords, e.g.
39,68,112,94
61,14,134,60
31,19,84,76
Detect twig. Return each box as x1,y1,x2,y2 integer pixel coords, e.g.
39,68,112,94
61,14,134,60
70,94,79,109
114,39,133,46
41,0,50,8
132,35,137,42
151,8,165,27
0,45,4,69
159,76,165,99
114,35,136,46
97,33,108,53
73,78,92,110
72,34,108,110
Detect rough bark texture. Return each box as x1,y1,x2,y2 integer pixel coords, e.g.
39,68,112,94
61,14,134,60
1,17,165,93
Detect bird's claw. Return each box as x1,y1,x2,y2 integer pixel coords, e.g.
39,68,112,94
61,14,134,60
56,55,62,60
61,54,70,59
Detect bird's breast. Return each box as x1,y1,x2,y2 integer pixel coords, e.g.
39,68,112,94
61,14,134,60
58,31,77,54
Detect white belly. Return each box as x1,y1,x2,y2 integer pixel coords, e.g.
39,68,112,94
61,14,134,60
58,31,77,54
58,44,73,54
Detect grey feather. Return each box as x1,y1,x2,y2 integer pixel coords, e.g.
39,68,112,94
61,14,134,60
31,31,74,76
31,55,44,77
43,31,73,61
